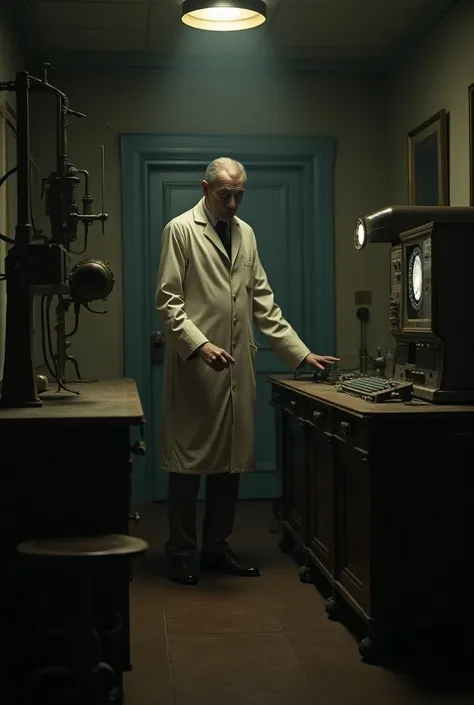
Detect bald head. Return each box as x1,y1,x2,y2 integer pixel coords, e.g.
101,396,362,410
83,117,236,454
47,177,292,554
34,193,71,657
204,157,247,186
202,157,247,223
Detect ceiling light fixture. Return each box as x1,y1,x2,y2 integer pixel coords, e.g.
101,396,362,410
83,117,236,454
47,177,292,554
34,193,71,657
181,0,267,32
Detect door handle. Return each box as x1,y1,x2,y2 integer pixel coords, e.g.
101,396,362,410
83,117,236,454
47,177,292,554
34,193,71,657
150,331,166,365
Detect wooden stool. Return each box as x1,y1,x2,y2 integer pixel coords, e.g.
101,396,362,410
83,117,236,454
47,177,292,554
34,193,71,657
17,534,148,705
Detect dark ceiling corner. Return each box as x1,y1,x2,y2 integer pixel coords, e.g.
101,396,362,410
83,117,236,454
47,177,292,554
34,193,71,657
386,0,461,66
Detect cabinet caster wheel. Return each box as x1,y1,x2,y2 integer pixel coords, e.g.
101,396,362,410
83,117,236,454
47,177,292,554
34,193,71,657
298,566,313,584
278,533,294,554
359,636,385,665
324,597,340,621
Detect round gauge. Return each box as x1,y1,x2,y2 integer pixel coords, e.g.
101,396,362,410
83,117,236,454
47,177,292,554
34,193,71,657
354,220,367,250
408,246,423,310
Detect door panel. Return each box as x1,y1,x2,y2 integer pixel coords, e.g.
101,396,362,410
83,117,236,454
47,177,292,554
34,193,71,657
149,164,306,500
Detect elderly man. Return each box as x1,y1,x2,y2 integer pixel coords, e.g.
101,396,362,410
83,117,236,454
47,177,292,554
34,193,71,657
156,157,338,585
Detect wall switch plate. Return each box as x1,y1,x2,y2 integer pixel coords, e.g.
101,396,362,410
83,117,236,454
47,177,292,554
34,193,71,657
354,290,372,305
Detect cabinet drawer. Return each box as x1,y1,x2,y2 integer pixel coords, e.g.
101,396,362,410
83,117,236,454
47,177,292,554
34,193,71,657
304,398,331,432
331,408,369,451
280,389,307,419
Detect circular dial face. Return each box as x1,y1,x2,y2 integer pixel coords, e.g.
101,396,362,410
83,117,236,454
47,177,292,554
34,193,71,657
354,221,366,250
408,246,423,310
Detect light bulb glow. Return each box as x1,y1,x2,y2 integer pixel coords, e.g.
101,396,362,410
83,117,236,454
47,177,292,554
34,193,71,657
200,7,247,20
354,219,367,250
182,2,266,31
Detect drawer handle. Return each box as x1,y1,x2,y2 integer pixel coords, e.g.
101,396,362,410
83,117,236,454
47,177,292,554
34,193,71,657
290,400,297,409
131,440,147,455
312,410,323,421
340,421,351,434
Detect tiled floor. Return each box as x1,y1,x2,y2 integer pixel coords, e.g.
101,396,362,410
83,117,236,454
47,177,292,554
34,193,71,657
125,501,474,705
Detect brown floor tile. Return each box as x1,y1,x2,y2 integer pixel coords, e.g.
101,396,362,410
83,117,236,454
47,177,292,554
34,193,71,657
174,677,317,705
124,501,474,705
170,632,316,704
165,600,282,634
123,595,174,705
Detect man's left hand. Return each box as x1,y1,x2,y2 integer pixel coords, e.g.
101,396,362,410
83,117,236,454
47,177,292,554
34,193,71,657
305,353,340,371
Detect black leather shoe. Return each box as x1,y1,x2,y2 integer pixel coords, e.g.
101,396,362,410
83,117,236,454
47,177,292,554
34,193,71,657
201,551,260,577
168,558,199,585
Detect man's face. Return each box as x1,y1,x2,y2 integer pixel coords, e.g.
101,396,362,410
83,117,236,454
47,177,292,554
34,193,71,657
202,170,245,223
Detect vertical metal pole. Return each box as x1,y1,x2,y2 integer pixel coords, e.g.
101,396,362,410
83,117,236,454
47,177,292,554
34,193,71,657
15,71,32,245
0,72,40,407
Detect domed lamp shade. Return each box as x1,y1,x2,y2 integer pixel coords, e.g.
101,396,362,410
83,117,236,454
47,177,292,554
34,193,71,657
181,0,267,31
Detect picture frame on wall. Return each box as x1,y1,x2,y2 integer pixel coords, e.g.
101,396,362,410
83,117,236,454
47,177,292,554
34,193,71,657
407,109,449,206
469,83,474,206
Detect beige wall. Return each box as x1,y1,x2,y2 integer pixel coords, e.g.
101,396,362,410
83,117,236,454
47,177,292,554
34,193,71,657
389,0,474,205
29,67,390,379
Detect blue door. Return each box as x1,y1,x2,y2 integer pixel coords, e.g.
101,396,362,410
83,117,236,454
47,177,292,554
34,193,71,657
121,135,336,504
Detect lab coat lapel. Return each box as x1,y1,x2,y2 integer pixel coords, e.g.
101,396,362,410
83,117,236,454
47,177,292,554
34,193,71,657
231,220,242,268
193,199,229,260
204,221,229,259
193,198,241,265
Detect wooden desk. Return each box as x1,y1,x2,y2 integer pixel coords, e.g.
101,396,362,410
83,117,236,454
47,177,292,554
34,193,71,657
0,378,144,698
269,375,474,663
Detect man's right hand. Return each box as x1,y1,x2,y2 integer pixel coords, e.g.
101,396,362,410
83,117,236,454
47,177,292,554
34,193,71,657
199,342,236,371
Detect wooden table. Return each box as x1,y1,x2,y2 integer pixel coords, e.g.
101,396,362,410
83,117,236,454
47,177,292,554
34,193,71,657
269,375,474,663
0,378,144,699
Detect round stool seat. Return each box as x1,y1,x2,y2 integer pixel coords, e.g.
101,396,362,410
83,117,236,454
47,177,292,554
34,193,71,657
17,534,149,562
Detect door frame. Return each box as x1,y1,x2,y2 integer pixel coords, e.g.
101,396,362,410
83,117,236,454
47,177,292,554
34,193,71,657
120,133,336,503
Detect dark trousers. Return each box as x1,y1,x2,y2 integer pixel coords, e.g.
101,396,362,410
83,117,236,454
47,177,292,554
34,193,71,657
165,471,240,560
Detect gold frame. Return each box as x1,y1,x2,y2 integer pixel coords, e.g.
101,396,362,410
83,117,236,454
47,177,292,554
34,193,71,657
469,84,474,206
407,109,449,206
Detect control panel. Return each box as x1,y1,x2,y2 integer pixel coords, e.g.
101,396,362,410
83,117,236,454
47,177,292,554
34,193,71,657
339,376,413,403
389,245,401,334
392,339,442,400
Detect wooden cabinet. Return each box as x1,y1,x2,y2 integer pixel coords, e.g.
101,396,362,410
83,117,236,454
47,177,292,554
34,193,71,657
272,386,309,549
305,402,335,580
333,437,370,614
0,379,144,699
270,375,474,662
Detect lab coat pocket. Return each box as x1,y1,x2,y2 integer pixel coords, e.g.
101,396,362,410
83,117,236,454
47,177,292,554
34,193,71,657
242,260,255,290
